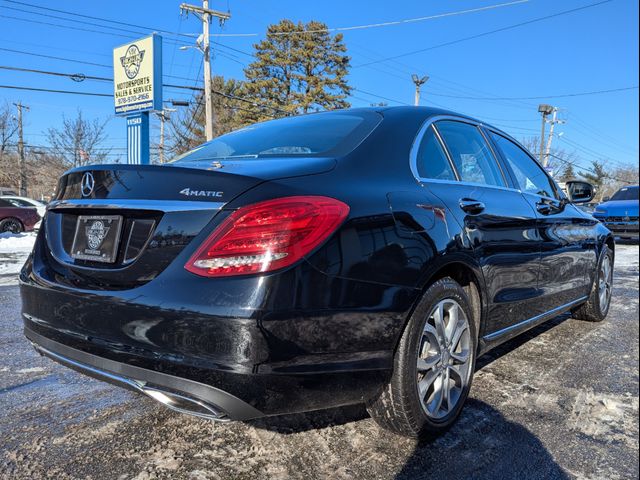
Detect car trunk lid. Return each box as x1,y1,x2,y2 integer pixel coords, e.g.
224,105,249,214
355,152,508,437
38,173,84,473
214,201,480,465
40,159,335,290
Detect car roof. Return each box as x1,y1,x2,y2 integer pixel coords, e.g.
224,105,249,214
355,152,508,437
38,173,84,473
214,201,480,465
345,105,517,141
0,195,42,203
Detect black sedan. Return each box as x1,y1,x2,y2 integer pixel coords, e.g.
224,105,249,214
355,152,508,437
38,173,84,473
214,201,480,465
20,107,614,437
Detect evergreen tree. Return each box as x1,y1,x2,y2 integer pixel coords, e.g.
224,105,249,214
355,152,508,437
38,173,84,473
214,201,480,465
581,160,608,200
239,19,352,124
559,162,576,181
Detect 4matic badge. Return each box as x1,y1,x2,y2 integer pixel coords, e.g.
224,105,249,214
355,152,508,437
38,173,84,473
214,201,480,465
179,188,224,198
120,44,145,79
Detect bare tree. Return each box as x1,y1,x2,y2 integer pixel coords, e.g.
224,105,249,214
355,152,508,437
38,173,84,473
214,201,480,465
47,110,111,167
520,136,580,177
0,101,19,155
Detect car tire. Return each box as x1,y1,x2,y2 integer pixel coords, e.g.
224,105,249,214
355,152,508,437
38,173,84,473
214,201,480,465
0,217,24,234
572,245,613,322
366,277,477,438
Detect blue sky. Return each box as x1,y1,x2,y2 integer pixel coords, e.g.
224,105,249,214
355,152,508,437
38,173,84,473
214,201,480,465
0,0,638,171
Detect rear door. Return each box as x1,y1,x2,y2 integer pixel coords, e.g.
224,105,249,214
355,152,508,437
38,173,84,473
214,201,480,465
486,130,597,310
413,118,542,335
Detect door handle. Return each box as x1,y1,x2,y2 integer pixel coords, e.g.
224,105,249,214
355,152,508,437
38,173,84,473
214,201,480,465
459,198,485,215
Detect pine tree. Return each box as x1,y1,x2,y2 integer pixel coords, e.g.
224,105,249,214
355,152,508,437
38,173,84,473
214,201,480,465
560,162,576,181
239,19,352,124
581,160,608,200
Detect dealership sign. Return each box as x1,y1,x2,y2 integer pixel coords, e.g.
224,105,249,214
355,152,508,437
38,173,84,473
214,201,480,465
113,34,162,115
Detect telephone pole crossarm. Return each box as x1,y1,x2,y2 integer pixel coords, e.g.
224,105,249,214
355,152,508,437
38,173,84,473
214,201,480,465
179,3,230,22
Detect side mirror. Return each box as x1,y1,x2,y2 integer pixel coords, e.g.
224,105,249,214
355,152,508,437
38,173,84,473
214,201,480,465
602,196,610,202
566,180,595,204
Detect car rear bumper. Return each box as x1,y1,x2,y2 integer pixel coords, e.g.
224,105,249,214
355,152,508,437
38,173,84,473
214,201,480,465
20,254,408,418
25,326,260,421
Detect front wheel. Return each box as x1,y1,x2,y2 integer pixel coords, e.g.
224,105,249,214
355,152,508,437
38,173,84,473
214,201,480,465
572,245,613,322
367,277,477,437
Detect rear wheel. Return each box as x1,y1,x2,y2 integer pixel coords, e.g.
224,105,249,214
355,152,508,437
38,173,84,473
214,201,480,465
0,217,24,234
367,278,477,437
572,245,613,322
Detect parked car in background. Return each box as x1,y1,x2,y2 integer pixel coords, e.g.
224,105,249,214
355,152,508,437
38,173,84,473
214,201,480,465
0,196,47,219
0,197,40,233
0,187,18,196
593,185,639,240
21,107,614,438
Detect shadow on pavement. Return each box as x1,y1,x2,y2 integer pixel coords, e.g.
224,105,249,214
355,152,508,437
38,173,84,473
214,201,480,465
394,398,570,480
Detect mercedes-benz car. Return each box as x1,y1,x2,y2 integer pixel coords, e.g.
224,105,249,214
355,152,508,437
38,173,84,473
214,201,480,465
593,185,639,241
21,107,614,437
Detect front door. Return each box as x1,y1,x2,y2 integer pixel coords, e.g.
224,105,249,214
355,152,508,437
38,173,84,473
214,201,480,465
413,119,543,336
487,130,596,312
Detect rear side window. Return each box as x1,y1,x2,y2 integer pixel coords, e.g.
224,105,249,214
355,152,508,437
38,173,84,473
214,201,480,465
415,126,456,180
0,199,13,207
172,111,382,163
435,121,505,187
490,132,558,199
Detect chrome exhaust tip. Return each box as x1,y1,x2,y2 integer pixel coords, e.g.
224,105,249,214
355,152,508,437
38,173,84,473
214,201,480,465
139,385,230,422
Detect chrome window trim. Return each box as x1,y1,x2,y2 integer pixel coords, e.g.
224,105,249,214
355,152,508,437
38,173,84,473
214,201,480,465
410,114,514,192
48,199,226,212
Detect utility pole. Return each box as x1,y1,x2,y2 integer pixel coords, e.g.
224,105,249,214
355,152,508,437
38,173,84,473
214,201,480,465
411,74,429,106
155,108,176,163
180,1,230,141
537,104,554,165
13,102,29,196
542,107,565,167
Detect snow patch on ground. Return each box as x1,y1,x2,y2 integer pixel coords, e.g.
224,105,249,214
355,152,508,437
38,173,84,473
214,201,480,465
0,232,36,285
0,232,37,253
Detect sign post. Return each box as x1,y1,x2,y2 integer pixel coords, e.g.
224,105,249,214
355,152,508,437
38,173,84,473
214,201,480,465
113,34,162,165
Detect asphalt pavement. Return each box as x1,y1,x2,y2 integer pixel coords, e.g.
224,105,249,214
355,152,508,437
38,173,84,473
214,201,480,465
1,244,638,480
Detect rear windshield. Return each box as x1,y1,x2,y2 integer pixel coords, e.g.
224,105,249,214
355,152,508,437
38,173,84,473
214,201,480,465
610,186,639,201
172,110,381,163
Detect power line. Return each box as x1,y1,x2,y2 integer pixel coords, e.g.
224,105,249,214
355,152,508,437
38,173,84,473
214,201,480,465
0,47,111,69
1,0,529,38
188,0,531,37
354,0,613,68
426,86,639,101
0,85,112,97
0,65,112,82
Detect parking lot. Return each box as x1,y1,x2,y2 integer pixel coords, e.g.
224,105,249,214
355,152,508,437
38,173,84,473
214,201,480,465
1,243,638,480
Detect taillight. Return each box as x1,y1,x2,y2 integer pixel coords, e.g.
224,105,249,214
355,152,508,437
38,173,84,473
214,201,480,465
185,196,349,277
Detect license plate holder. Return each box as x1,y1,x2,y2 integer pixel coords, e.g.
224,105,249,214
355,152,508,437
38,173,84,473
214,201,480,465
71,215,123,263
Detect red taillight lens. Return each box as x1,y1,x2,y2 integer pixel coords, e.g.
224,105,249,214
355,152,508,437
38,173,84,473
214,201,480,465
185,196,349,277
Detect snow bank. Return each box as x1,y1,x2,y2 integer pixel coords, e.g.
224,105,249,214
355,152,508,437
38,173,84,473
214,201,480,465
0,232,37,253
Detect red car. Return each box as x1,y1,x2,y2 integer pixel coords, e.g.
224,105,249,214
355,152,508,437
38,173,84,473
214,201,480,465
0,197,40,233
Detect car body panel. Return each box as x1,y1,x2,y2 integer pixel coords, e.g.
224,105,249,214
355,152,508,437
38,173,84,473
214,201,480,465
20,107,613,419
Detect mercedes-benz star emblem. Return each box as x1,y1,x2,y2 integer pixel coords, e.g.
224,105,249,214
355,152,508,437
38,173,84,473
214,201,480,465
81,172,95,197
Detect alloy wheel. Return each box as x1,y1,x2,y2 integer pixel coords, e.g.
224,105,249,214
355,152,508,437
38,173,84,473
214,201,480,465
417,299,472,419
599,254,612,312
1,220,21,234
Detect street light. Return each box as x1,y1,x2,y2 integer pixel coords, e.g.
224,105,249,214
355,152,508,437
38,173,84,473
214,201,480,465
411,74,429,106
